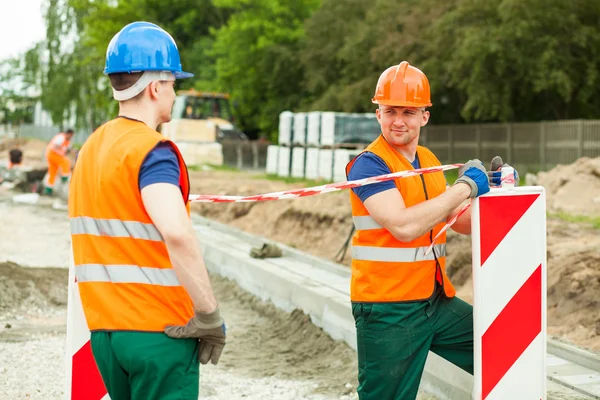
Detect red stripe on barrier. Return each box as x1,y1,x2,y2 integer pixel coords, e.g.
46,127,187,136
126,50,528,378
481,265,542,399
479,194,539,265
72,340,107,400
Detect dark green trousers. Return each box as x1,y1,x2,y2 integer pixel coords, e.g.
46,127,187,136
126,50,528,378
90,331,200,400
352,286,473,400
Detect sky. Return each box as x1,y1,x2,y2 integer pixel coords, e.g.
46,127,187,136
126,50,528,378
0,0,46,61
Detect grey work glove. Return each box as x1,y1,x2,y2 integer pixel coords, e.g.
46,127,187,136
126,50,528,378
487,156,519,187
454,159,490,198
164,308,226,365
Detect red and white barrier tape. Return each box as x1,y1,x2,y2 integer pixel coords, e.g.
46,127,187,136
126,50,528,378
188,163,463,203
424,202,471,256
190,162,471,256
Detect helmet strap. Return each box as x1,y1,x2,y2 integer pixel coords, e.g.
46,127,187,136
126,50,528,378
112,71,175,101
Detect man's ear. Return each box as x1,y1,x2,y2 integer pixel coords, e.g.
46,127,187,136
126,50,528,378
421,110,430,127
148,81,160,100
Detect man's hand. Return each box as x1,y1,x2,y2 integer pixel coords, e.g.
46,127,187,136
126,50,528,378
164,308,226,365
454,159,490,198
487,156,519,187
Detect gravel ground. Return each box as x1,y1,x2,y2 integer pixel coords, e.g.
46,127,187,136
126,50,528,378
0,198,440,399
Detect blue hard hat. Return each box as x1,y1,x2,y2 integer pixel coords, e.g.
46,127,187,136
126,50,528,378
104,21,193,79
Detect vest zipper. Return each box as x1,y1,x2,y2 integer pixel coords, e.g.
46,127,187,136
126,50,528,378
418,173,443,292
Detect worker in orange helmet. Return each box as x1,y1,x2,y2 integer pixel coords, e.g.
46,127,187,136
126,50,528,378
44,128,74,195
345,61,491,399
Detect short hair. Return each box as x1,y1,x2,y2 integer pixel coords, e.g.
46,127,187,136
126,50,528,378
65,128,74,134
9,149,23,164
108,72,148,102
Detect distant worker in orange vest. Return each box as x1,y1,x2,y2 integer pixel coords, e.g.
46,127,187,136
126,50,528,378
68,21,226,400
44,128,74,195
345,61,497,400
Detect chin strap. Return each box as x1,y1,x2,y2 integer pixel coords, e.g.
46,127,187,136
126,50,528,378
112,71,175,101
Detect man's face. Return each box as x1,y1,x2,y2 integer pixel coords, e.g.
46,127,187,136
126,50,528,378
376,105,430,147
156,80,177,124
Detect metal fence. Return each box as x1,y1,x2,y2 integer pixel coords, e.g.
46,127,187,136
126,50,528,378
421,119,600,173
12,124,272,171
15,124,90,146
12,119,600,173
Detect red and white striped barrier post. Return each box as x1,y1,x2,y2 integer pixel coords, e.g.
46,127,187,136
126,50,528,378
65,263,108,400
471,175,547,399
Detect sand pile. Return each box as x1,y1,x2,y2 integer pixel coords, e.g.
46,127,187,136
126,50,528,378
536,157,600,217
0,138,49,169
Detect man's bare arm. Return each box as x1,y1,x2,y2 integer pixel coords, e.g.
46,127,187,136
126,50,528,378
363,183,471,242
141,183,217,313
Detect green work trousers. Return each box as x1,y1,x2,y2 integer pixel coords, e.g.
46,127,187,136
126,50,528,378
90,331,200,400
352,285,473,400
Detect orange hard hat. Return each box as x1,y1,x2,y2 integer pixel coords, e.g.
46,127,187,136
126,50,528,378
372,61,432,108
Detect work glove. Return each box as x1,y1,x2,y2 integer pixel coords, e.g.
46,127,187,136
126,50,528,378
454,159,490,198
487,156,519,187
164,307,226,365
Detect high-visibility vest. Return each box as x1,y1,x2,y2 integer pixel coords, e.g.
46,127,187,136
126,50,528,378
46,132,71,157
345,135,456,302
68,117,194,331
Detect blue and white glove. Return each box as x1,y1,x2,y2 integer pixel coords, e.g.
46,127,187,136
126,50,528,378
454,159,490,198
487,156,519,187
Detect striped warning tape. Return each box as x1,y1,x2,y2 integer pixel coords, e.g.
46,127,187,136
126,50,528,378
188,163,463,203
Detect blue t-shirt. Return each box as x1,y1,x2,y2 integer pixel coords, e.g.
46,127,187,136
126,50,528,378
138,142,180,191
348,152,421,203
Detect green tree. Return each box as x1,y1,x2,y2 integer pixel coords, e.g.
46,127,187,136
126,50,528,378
422,0,600,122
210,0,320,140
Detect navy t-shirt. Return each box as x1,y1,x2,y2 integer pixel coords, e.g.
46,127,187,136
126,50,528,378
138,142,180,191
348,152,420,203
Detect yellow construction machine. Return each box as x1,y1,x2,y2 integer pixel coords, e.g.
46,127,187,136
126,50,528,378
160,89,247,166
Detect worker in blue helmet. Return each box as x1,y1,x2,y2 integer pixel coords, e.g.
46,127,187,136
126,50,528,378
69,21,226,400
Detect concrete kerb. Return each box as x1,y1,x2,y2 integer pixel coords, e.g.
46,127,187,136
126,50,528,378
191,214,352,278
547,339,600,374
192,215,474,399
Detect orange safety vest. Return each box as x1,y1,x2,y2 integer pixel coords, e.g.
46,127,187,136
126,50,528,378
46,132,71,157
345,135,456,303
68,117,195,331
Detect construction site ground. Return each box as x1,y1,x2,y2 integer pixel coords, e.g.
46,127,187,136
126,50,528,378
188,163,600,353
1,138,599,398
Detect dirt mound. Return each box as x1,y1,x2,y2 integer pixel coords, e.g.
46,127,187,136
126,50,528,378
536,157,600,217
210,274,358,393
0,262,68,312
0,138,27,153
0,138,49,169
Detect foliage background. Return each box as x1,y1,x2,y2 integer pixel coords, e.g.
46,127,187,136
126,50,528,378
1,0,599,140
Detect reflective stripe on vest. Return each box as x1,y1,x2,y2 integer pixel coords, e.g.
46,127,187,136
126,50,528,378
76,264,181,286
70,216,162,241
353,216,383,230
352,243,446,262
